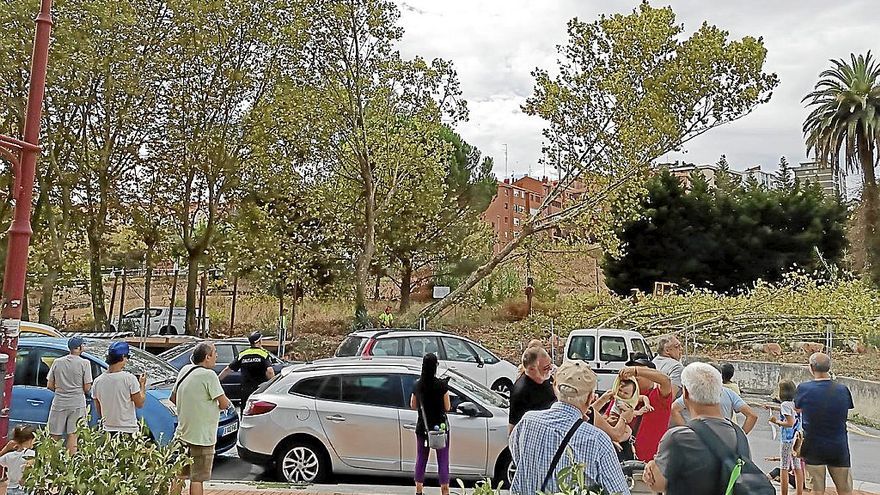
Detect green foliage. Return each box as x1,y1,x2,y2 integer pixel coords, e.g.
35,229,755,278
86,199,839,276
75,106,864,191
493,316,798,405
604,170,847,294
23,422,189,495
775,156,794,191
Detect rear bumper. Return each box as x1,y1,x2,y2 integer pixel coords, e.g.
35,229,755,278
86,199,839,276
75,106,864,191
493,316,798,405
238,444,273,465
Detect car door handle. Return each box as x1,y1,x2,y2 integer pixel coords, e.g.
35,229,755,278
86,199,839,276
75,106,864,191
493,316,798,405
403,423,417,430
325,415,346,422
26,399,43,406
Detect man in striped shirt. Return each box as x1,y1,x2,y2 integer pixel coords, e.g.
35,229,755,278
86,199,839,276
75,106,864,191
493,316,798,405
509,360,630,495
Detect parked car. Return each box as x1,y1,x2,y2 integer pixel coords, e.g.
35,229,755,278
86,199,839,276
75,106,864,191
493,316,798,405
118,307,209,336
236,358,514,485
563,329,653,392
334,329,518,395
18,322,64,338
160,339,287,404
10,338,239,453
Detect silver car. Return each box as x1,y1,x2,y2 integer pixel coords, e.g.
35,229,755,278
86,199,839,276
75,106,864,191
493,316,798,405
236,358,514,486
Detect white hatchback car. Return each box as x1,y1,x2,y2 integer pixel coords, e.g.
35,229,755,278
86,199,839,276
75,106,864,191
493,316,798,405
335,329,519,396
236,359,514,485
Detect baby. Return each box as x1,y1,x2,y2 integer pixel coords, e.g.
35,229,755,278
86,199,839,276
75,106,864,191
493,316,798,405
595,378,653,425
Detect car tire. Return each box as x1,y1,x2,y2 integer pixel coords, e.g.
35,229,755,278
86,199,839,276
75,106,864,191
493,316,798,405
491,378,513,397
274,438,330,484
159,326,176,336
493,450,515,489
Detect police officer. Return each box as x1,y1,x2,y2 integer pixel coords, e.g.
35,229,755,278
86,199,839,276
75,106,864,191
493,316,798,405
219,332,275,405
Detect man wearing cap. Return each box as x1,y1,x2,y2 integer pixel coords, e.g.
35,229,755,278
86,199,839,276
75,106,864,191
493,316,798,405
92,342,147,435
619,352,673,462
219,332,275,405
509,360,630,495
46,337,93,453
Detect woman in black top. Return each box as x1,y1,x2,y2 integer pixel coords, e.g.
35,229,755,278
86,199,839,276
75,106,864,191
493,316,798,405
410,353,452,495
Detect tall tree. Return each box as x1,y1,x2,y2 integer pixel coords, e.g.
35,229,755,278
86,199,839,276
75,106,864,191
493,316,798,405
803,52,880,284
775,156,794,191
419,3,778,321
304,0,466,324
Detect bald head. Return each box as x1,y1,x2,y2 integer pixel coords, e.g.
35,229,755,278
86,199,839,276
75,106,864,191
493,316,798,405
809,352,832,373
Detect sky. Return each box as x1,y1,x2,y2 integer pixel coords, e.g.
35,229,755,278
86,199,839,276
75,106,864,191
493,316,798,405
395,0,878,186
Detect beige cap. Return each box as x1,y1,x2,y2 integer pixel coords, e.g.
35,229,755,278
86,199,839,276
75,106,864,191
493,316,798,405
554,360,598,402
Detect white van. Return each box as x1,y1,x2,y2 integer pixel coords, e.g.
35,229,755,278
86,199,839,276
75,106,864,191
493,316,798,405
563,329,652,392
118,307,210,336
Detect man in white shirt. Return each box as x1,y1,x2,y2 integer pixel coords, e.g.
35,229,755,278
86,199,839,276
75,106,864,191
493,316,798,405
652,336,684,397
47,336,93,453
92,342,146,434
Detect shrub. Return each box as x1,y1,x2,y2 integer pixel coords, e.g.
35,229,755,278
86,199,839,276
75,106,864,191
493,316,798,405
23,422,190,495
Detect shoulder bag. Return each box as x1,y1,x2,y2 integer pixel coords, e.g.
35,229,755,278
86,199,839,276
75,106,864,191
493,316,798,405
689,419,775,495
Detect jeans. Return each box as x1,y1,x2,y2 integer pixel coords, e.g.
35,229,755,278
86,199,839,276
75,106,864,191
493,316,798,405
414,436,450,485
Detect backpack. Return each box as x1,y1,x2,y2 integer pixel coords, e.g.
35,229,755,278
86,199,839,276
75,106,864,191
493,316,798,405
688,419,775,495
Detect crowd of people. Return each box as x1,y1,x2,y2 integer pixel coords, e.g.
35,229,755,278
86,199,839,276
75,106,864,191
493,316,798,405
413,334,858,495
4,332,860,495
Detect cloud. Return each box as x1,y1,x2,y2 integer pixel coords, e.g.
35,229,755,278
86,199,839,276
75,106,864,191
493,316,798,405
395,0,879,177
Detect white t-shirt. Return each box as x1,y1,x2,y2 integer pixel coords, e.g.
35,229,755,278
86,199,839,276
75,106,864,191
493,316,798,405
47,354,93,411
0,449,35,488
92,371,142,433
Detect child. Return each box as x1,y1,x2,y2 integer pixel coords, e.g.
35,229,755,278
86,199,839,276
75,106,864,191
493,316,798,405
594,377,653,423
0,425,36,495
769,380,804,495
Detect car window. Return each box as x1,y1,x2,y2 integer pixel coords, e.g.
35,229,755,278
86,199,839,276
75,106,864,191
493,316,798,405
567,336,595,361
290,376,327,398
14,348,36,386
318,376,341,400
600,336,628,362
469,344,499,365
335,336,366,357
630,338,648,358
339,374,403,408
125,309,144,319
215,344,236,364
443,370,509,409
440,337,477,363
372,337,405,356
35,348,68,388
406,336,441,358
148,309,162,318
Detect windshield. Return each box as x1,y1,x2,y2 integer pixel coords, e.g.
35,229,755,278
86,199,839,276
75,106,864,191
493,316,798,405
442,369,509,409
335,336,366,357
87,340,179,386
158,342,196,360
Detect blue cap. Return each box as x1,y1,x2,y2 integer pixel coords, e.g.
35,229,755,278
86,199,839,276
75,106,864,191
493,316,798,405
67,336,85,350
108,341,130,357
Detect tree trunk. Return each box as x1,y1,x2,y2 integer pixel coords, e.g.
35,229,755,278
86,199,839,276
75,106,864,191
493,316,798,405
419,226,531,321
38,268,59,324
354,159,376,326
399,258,413,313
87,230,109,329
185,253,200,335
859,136,880,286
143,242,154,344
229,275,239,334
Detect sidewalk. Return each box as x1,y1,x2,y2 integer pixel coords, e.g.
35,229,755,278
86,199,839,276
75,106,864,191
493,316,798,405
204,480,501,495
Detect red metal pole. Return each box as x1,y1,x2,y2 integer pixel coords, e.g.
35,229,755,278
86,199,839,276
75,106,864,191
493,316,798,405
0,0,54,444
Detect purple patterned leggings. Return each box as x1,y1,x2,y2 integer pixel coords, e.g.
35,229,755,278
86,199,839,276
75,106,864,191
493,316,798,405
414,437,450,485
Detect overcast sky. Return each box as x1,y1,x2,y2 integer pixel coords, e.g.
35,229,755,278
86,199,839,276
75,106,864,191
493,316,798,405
395,0,877,184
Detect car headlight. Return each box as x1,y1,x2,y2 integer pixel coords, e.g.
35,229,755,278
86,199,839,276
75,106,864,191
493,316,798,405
160,398,178,416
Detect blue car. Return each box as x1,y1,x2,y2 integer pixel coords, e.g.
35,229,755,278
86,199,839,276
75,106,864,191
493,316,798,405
10,338,239,453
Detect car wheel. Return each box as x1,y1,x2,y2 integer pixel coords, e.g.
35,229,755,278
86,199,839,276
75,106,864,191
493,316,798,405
159,326,171,336
491,378,513,397
493,451,515,489
275,439,329,483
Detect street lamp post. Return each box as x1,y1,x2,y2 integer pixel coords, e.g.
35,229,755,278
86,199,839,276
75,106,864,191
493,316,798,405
0,0,54,444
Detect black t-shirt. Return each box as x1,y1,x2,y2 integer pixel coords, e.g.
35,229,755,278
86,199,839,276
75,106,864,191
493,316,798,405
508,374,556,427
414,377,449,438
229,347,272,394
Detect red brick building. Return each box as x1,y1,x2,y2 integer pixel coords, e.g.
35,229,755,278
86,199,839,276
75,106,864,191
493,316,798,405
482,175,584,254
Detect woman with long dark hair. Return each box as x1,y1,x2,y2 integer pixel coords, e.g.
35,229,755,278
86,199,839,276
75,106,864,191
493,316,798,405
410,353,452,495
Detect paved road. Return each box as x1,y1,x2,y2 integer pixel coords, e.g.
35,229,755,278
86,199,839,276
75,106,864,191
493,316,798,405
214,403,880,486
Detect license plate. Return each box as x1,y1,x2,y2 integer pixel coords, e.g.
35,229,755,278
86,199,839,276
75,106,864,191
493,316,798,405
219,422,239,437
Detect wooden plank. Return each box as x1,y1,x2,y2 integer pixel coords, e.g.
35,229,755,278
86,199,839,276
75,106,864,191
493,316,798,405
123,336,284,352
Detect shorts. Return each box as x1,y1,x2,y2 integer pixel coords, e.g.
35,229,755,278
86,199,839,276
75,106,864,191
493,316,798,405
181,443,215,482
806,464,853,494
48,407,87,436
780,442,804,471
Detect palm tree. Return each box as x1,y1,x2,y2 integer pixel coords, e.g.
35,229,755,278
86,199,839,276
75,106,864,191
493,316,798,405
803,52,880,283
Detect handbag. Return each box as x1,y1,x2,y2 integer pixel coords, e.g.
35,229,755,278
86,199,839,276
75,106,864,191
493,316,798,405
418,391,448,450
792,431,804,458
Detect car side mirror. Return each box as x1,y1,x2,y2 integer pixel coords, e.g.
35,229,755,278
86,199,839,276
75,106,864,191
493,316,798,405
457,401,480,417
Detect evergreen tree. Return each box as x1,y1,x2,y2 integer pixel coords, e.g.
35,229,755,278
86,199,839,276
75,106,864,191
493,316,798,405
775,156,794,191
